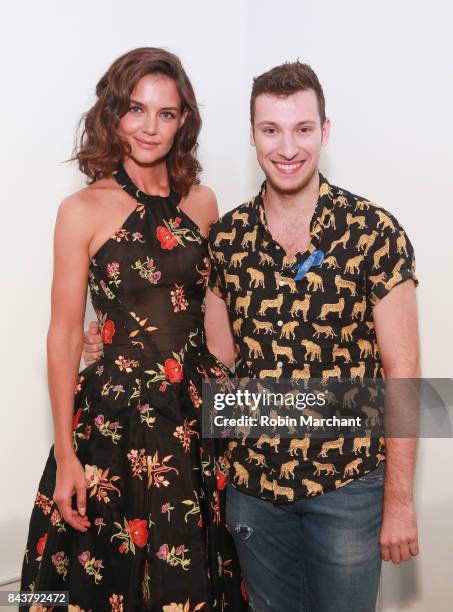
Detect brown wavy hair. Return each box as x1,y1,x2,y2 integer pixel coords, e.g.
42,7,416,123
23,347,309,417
73,47,202,196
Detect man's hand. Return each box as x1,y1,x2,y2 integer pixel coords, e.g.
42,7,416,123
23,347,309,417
380,496,419,563
82,321,103,366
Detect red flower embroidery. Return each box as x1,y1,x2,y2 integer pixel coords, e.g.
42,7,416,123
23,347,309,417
216,470,227,490
101,320,115,344
128,519,148,547
72,408,82,430
164,358,183,383
37,533,48,556
156,226,178,249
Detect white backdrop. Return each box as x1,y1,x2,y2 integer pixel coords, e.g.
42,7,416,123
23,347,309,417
1,1,452,610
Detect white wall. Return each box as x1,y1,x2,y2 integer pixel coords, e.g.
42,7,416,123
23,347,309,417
2,1,452,609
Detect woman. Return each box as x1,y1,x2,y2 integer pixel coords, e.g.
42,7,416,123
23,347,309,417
20,47,245,612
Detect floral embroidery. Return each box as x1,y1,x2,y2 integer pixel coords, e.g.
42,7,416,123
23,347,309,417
157,543,191,571
88,269,99,295
106,261,121,287
72,407,82,430
142,560,150,603
112,228,130,243
109,593,124,611
94,414,123,444
85,464,121,503
72,398,91,450
144,352,184,388
100,279,115,300
171,284,189,312
161,502,175,522
50,509,66,533
132,231,145,243
75,374,85,394
128,449,179,489
94,517,106,535
51,551,69,581
29,604,47,612
96,310,115,345
162,600,206,611
173,418,200,453
211,491,221,525
181,492,201,524
216,470,227,491
78,550,104,584
188,380,202,408
36,534,47,561
102,320,115,343
115,355,139,373
111,518,148,555
196,257,210,287
131,257,161,284
156,225,178,249
137,402,156,428
156,216,199,250
35,492,53,515
165,358,183,383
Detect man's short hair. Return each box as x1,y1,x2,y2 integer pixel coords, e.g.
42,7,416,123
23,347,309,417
250,61,326,125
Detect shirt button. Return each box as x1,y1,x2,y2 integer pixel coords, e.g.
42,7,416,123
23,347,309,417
277,361,283,367
277,320,283,326
275,245,281,250
279,280,285,286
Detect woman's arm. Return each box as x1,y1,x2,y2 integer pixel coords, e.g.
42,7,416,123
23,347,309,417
47,193,93,532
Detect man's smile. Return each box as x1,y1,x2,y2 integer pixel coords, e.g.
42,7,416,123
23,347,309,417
272,160,306,174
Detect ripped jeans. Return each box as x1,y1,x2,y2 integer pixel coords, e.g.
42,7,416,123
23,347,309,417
226,461,384,612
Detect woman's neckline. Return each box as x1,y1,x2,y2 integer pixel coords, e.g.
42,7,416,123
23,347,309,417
113,163,180,206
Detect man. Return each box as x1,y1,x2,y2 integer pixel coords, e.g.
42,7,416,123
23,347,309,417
84,62,420,612
205,62,420,612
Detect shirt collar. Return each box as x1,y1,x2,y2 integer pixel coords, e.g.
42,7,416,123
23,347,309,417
251,171,333,239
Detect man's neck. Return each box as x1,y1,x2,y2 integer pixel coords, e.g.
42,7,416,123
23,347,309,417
263,170,320,224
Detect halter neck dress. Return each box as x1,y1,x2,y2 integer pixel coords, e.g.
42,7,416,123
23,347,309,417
20,165,246,612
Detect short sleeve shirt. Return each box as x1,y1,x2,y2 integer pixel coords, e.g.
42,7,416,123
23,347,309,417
207,173,418,502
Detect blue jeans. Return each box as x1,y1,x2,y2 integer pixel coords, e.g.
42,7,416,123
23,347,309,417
226,461,384,612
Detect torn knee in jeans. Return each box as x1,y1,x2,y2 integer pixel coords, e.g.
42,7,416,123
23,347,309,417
234,523,253,540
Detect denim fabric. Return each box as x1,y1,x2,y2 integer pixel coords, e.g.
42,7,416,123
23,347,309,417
226,461,385,612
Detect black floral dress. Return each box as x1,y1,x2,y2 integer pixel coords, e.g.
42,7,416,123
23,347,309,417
20,165,247,612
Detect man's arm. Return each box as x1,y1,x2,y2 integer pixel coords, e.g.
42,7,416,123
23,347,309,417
204,288,236,369
373,278,420,564
81,321,103,366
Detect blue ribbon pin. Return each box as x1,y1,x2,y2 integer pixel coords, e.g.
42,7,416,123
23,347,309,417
291,249,325,281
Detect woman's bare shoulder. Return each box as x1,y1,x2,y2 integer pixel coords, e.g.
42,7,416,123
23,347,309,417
179,184,219,237
58,178,117,224
182,183,219,225
60,178,113,210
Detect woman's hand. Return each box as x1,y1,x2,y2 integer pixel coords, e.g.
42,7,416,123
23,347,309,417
82,321,103,366
54,454,91,532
